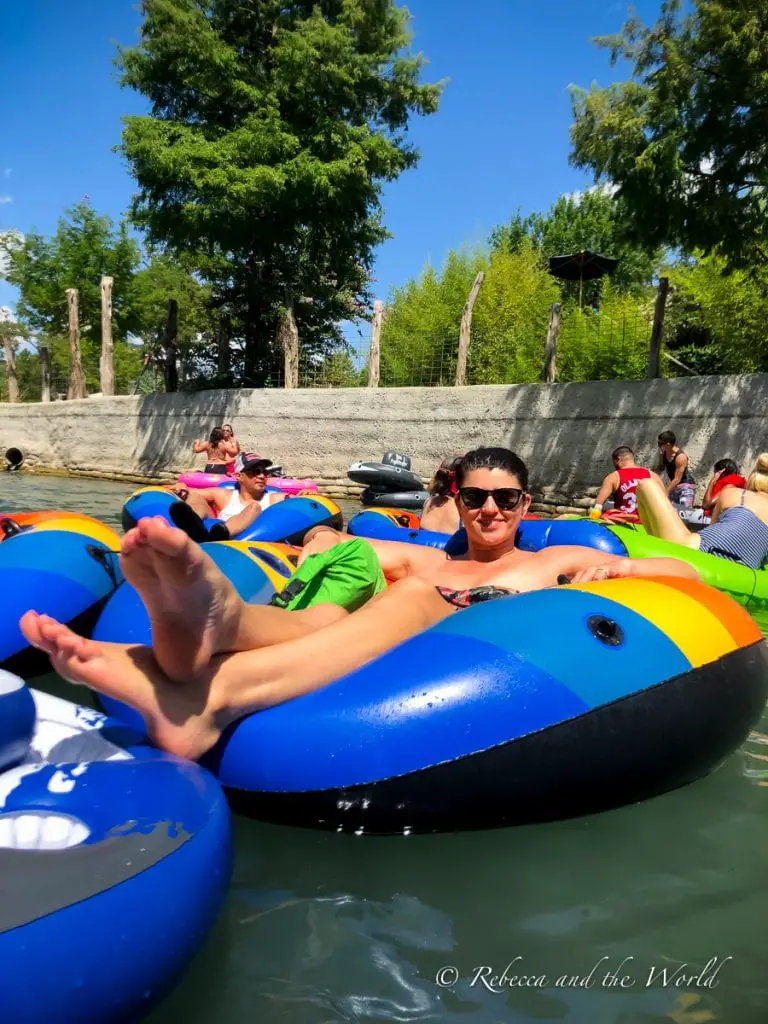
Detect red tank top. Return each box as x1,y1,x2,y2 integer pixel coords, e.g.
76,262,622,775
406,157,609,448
614,466,651,513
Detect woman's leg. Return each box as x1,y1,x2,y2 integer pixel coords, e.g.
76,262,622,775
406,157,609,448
21,576,453,760
116,517,349,678
637,479,701,549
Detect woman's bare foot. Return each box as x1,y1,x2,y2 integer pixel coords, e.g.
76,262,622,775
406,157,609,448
19,611,226,759
118,517,243,682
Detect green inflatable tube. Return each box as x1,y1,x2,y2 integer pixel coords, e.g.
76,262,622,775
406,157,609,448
604,522,768,635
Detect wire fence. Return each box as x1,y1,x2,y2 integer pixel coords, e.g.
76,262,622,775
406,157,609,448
1,306,658,401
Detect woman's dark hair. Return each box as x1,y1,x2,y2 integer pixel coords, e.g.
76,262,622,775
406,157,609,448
455,447,529,490
714,457,740,476
428,455,464,498
209,427,225,445
658,430,676,445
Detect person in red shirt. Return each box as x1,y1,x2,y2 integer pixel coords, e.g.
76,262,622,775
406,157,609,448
590,446,663,524
701,458,747,516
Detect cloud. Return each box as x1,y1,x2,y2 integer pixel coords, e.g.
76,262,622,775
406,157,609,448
0,195,12,205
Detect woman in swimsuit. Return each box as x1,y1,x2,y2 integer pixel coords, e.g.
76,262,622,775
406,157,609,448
638,455,768,570
192,427,238,474
221,424,241,474
420,455,463,534
701,458,747,515
20,447,698,760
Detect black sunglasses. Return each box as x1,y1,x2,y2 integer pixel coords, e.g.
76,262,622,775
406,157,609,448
458,486,525,511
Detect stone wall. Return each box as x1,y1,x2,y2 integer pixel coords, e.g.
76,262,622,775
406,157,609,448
1,374,766,513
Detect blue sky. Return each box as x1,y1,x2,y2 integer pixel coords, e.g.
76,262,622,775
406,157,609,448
0,0,660,313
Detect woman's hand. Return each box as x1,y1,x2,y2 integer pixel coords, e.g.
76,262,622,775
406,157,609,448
569,561,637,584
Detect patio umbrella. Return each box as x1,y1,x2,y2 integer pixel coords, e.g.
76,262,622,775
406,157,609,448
548,250,619,307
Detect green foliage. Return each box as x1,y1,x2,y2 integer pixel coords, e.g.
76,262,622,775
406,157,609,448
468,242,560,384
118,0,443,382
558,283,652,382
380,240,657,386
569,0,768,269
380,248,485,385
302,349,366,387
492,187,659,298
666,253,768,374
1,201,141,347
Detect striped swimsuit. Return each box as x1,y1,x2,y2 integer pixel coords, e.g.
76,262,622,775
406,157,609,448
698,491,768,570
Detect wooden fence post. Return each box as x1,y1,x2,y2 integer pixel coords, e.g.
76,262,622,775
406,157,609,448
646,276,670,379
278,290,300,388
368,300,384,387
163,299,179,393
455,272,485,387
40,345,51,402
543,303,562,383
65,288,87,399
100,276,114,396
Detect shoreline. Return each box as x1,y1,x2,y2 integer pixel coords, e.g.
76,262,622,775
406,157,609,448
11,464,588,516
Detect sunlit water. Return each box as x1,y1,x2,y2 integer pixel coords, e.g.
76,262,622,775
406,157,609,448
3,472,768,1023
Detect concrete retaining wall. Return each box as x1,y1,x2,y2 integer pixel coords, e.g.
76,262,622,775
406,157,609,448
1,374,766,511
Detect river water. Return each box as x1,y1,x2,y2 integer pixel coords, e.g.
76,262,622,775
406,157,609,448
3,473,768,1024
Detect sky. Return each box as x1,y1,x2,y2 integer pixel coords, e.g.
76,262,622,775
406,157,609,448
0,0,662,314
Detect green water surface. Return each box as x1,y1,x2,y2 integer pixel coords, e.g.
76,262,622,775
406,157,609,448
3,472,768,1024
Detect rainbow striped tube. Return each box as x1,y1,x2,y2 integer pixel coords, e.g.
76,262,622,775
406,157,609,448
201,575,768,833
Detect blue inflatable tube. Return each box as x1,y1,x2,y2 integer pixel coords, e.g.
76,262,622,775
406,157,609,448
0,673,232,1023
346,512,627,559
0,530,122,679
346,510,453,549
92,541,768,833
123,489,342,546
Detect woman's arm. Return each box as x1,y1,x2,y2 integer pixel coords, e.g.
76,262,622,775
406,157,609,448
192,440,208,454
224,439,239,456
570,552,701,583
702,472,721,509
541,545,701,583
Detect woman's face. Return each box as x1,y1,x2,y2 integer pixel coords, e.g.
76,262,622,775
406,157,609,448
456,467,530,547
222,426,233,439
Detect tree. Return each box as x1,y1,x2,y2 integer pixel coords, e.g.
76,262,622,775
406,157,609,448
491,186,660,297
118,0,443,384
380,248,485,386
380,239,654,386
1,200,140,347
469,241,560,384
130,253,215,387
0,202,150,396
569,0,768,268
665,252,768,374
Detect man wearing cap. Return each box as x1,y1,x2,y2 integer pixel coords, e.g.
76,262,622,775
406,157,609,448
175,453,285,537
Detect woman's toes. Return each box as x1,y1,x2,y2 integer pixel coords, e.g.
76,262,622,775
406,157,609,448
19,610,43,648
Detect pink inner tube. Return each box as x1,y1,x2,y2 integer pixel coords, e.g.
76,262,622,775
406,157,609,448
178,471,318,494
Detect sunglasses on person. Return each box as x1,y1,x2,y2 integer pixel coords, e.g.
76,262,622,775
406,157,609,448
458,486,525,511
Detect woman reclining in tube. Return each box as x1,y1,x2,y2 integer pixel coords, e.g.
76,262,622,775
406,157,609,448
638,455,768,569
20,447,699,761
